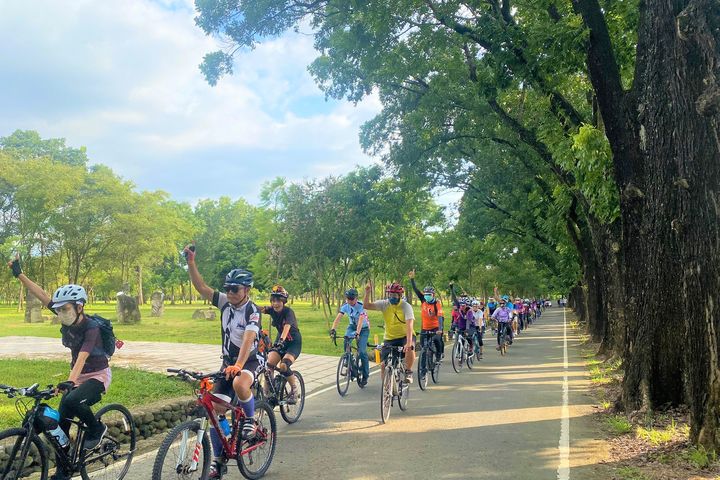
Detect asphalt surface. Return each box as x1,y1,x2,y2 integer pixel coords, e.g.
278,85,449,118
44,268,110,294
100,308,608,480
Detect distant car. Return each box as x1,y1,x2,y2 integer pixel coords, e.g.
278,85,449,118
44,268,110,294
545,300,552,307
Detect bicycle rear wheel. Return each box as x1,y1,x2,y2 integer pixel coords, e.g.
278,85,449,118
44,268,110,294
279,372,305,424
81,404,135,480
451,341,463,373
417,349,428,391
354,355,366,389
151,419,210,480
0,427,47,480
237,401,276,480
379,367,393,424
336,355,351,397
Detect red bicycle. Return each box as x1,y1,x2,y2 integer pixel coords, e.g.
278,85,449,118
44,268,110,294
151,369,277,480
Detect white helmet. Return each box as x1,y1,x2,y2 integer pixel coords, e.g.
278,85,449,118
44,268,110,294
51,284,88,308
472,300,480,306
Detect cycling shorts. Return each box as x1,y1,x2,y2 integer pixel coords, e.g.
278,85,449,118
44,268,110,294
381,336,415,362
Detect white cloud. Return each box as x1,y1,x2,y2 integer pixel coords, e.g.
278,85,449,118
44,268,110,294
0,0,382,201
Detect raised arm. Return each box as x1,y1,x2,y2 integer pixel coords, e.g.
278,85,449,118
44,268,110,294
183,245,214,301
409,271,424,303
363,281,379,311
8,256,51,305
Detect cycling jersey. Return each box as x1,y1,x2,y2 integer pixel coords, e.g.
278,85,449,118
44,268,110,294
410,278,444,330
492,306,513,323
487,302,497,314
339,301,370,330
367,299,414,340
212,291,261,364
472,309,485,328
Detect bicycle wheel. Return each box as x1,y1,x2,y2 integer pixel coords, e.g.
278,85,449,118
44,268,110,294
80,404,135,480
151,419,210,480
397,370,409,412
279,372,305,424
417,349,428,391
431,352,440,384
355,355,366,389
451,341,463,373
466,346,474,369
379,367,393,424
336,354,351,397
237,401,276,480
0,427,47,480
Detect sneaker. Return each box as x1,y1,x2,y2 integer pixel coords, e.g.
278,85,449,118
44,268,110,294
358,376,368,387
208,460,227,479
83,422,107,450
286,387,298,405
242,419,258,440
404,369,414,384
496,345,501,351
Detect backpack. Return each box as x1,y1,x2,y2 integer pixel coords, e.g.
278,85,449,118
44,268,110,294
87,315,118,358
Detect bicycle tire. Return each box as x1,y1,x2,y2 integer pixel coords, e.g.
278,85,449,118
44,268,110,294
336,355,351,397
466,346,474,369
237,401,276,480
380,367,393,424
151,419,210,480
431,353,440,384
0,427,48,480
451,341,462,373
80,403,135,480
279,372,305,424
417,349,428,391
355,355,366,389
397,369,409,412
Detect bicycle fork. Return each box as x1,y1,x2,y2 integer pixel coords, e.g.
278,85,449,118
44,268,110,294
178,417,206,473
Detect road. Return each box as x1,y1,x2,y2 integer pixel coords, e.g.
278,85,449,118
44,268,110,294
118,308,608,479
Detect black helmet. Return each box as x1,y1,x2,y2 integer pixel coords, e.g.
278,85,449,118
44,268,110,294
345,288,358,299
423,286,435,294
224,268,254,287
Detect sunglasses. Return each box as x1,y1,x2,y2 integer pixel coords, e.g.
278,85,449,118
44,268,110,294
224,285,241,294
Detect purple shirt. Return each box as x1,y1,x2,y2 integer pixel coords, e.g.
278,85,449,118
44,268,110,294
492,307,513,323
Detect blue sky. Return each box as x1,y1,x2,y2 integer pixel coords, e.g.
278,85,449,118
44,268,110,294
0,0,389,202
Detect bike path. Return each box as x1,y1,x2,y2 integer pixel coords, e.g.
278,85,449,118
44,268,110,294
122,308,610,479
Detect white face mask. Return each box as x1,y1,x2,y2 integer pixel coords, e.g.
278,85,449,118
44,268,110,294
57,308,77,326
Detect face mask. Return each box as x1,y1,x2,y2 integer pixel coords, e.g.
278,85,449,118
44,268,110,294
424,294,434,302
389,297,400,305
57,308,77,326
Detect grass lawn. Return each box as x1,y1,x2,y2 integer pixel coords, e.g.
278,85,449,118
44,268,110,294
0,301,423,356
0,359,190,430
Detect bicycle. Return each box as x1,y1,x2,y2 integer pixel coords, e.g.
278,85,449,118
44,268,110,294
252,357,305,424
450,329,475,372
416,331,441,390
152,369,276,480
378,345,410,424
330,331,366,397
497,323,512,356
0,383,135,480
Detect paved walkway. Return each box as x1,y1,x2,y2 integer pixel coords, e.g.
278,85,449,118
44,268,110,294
0,336,355,394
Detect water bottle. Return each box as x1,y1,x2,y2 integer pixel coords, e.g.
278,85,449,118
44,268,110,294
218,415,230,437
41,406,69,448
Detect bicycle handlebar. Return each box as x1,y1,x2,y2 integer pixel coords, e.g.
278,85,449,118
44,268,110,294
0,383,56,400
167,368,224,382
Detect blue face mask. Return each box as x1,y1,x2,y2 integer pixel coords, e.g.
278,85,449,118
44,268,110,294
389,297,400,305
424,294,434,303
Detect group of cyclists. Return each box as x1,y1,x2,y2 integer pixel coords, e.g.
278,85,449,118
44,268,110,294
5,247,550,480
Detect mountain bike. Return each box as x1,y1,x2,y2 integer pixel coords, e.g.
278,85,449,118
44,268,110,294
330,331,366,397
153,369,276,480
253,358,305,424
416,331,441,390
0,383,135,480
378,345,410,424
451,329,475,372
497,323,512,356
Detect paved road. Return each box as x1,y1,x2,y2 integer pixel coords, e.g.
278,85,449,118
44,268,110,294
121,308,608,480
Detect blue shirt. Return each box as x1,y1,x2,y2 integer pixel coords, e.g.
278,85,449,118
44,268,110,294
339,301,370,329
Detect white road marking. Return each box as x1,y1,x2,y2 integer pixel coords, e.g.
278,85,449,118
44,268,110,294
557,308,570,480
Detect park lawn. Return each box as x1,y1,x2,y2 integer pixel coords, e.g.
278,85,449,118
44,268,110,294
0,358,190,430
0,301,422,357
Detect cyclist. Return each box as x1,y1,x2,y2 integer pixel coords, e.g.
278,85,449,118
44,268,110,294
363,281,415,383
491,298,514,350
259,285,302,403
330,288,370,386
450,285,478,353
408,270,444,363
183,245,263,479
7,256,109,480
471,300,486,358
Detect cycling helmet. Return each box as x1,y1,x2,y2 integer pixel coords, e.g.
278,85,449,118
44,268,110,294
270,284,289,300
345,288,358,299
472,300,481,306
224,268,254,287
51,284,88,308
423,286,435,294
501,295,510,301
385,282,404,294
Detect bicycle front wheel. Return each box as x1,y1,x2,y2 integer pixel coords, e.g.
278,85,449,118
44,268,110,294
417,349,428,391
466,346,474,369
279,372,305,424
336,355,351,397
81,404,135,480
431,353,440,384
397,372,409,412
0,427,47,480
237,401,277,480
451,341,463,373
151,420,210,480
379,368,393,424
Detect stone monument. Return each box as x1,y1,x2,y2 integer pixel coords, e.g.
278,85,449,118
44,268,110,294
150,290,164,317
